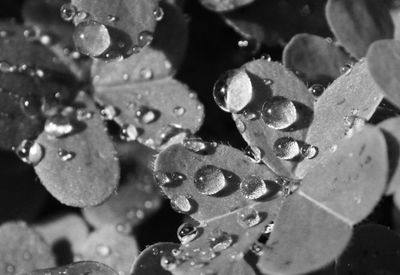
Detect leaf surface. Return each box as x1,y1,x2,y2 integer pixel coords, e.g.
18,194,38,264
27,261,118,275
199,0,254,12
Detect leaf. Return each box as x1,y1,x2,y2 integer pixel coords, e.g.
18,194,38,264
71,0,158,58
326,0,394,59
367,39,400,109
76,225,139,275
336,224,400,274
258,126,388,275
283,33,353,86
131,242,180,275
155,143,284,274
296,60,383,177
390,4,400,40
223,0,330,46
26,261,118,275
0,221,55,274
34,92,120,207
199,0,254,12
229,59,314,178
219,259,257,275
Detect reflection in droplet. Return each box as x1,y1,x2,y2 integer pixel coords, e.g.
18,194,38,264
73,20,111,57
170,195,192,213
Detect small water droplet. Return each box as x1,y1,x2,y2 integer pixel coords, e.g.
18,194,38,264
194,165,226,195
57,148,75,161
260,54,272,61
199,248,216,262
183,138,216,154
237,207,261,228
20,94,42,118
23,26,37,40
101,105,117,120
60,3,77,21
177,223,199,244
122,73,129,81
96,244,111,257
300,144,318,159
235,118,246,133
273,137,300,160
120,124,139,141
308,84,324,98
115,222,132,235
107,15,118,22
340,64,352,75
5,263,15,274
240,175,268,200
261,97,297,130
245,145,263,163
242,109,259,120
153,6,164,21
0,60,16,73
76,10,88,21
330,144,338,153
39,33,53,46
135,105,157,124
344,115,366,137
105,50,123,61
73,20,111,57
154,171,184,186
76,109,93,121
160,254,177,271
208,229,233,252
138,31,154,48
44,115,74,138
250,242,264,255
16,139,43,166
139,68,153,80
170,195,192,213
173,106,186,116
238,40,249,48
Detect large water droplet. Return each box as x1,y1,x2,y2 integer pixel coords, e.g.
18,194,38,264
170,195,192,213
60,4,77,21
135,106,157,124
208,229,233,252
194,165,226,195
44,115,74,138
261,97,297,130
73,20,111,57
273,137,300,160
160,254,177,271
58,148,75,161
20,94,42,118
0,60,16,73
308,84,324,98
153,6,164,21
138,31,154,48
101,105,117,120
177,223,199,244
237,207,261,228
120,124,139,141
240,175,268,200
16,139,44,166
154,171,184,186
96,244,111,257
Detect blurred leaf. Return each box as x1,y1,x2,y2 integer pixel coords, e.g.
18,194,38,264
230,60,314,178
224,0,330,46
26,261,118,275
76,225,139,275
326,0,394,59
259,126,388,275
131,242,179,275
155,143,284,274
367,39,400,109
390,3,400,40
34,92,120,207
71,0,158,58
336,224,400,274
199,0,254,12
0,221,55,274
283,33,353,86
296,60,383,177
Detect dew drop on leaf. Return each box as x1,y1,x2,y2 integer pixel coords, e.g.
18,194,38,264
96,244,112,257
44,115,74,138
60,3,77,21
177,223,199,244
300,144,318,159
107,15,118,22
263,78,273,85
73,20,111,57
235,118,246,133
160,254,177,271
100,105,117,120
15,139,43,166
135,105,157,124
250,242,264,255
170,195,192,213
340,64,352,75
138,31,154,48
57,148,75,161
173,106,186,116
273,136,300,160
261,97,297,130
308,83,324,98
23,26,37,41
238,40,249,48
120,124,139,141
5,263,15,274
240,175,268,200
244,145,263,163
194,165,227,195
76,10,88,21
139,68,154,80
183,138,216,154
105,50,123,62
154,171,184,186
237,207,261,228
20,94,42,118
153,6,164,21
208,229,233,252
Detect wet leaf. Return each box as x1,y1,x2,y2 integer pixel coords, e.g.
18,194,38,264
71,0,158,58
34,92,120,207
0,221,55,274
326,0,394,59
224,0,330,46
76,225,139,274
283,33,353,86
367,39,400,109
219,259,257,275
296,60,383,177
259,126,388,275
229,59,314,178
26,261,118,275
131,242,179,275
199,0,254,12
155,143,284,274
336,224,400,274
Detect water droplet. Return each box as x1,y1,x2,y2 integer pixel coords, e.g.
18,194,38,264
261,97,297,130
199,248,216,262
330,144,338,153
101,105,117,120
16,139,44,166
183,138,216,154
208,229,233,252
57,148,75,161
250,242,264,255
20,94,42,118
235,118,246,133
60,4,77,21
308,84,324,98
260,54,272,61
0,60,16,73
116,222,132,235
76,10,88,21
153,7,164,21
44,115,74,138
76,109,93,121
242,109,259,120
300,144,318,159
160,254,177,271
273,137,300,160
73,20,111,57
5,263,15,274
138,31,154,48
135,105,157,124
238,40,249,48
122,73,129,81
39,33,53,46
340,64,352,75
120,124,139,141
23,26,37,40
105,50,123,61
237,207,261,228
96,244,111,257
177,223,199,244
22,250,32,260
173,106,186,116
263,78,273,85
213,70,233,110
264,222,274,234
245,145,263,163
170,195,192,213
107,15,118,22
139,68,153,80
194,165,226,195
240,175,268,200
154,171,184,186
